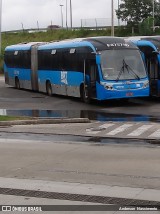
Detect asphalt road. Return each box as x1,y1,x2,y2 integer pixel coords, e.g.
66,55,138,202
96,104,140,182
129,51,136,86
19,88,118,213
0,132,159,190
0,76,160,120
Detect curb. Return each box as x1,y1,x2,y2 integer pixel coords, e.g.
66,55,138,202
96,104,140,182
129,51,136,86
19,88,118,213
0,118,90,126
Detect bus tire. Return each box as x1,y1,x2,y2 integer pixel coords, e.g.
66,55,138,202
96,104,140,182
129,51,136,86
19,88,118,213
81,85,91,104
46,81,52,96
15,77,20,89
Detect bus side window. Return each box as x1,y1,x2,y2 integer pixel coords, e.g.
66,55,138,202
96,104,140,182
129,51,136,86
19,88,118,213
90,64,97,82
154,58,159,79
150,57,159,79
87,60,99,83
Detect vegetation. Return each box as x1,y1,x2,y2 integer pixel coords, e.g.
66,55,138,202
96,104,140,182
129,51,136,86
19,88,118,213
0,28,110,71
0,115,31,121
116,0,160,30
1,25,160,71
2,28,110,55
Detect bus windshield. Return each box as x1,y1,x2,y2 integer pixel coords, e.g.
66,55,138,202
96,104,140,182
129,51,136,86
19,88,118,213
101,49,147,81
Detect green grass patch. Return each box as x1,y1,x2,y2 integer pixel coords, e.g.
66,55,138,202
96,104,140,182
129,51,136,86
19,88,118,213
0,29,111,72
0,115,31,121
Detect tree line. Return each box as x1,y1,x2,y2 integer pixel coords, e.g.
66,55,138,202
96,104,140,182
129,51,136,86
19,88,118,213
116,0,160,35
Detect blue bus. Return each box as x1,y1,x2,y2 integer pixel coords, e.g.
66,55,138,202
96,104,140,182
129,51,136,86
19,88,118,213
128,36,160,97
4,37,149,103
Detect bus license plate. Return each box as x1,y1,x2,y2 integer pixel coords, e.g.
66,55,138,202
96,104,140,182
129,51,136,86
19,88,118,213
126,92,133,97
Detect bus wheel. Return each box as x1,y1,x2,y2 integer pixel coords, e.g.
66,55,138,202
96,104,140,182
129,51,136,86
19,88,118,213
81,85,91,104
15,78,20,89
46,81,52,96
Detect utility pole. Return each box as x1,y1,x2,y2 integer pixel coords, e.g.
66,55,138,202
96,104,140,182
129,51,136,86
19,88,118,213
111,0,114,36
153,0,155,32
60,4,64,28
66,0,68,29
37,21,39,31
70,0,72,29
21,23,24,32
118,0,120,26
0,0,2,56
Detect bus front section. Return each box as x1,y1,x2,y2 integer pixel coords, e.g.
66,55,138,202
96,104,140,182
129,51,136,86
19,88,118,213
95,45,149,100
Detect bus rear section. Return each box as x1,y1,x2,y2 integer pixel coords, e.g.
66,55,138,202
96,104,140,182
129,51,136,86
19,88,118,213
4,42,44,91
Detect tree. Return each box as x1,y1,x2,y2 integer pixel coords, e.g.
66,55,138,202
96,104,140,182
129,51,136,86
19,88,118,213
116,0,160,27
139,17,153,35
155,1,160,26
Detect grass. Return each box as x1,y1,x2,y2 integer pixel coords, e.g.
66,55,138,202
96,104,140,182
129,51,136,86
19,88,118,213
1,26,160,71
0,28,111,71
0,115,31,121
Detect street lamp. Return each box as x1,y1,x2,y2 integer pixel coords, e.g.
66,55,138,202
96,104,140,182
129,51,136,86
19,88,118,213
111,0,114,36
60,4,64,28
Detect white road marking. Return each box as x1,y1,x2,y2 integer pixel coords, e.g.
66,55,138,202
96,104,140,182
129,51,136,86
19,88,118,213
106,124,133,136
99,123,115,129
86,123,115,135
86,128,101,135
127,125,153,137
149,129,160,138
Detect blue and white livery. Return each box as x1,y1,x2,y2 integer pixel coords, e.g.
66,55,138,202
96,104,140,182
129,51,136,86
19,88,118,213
4,37,149,103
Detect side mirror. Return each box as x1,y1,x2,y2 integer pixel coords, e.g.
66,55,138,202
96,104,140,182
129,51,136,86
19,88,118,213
152,51,159,56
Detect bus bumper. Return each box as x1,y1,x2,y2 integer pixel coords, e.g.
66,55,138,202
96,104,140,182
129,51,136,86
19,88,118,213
96,82,149,100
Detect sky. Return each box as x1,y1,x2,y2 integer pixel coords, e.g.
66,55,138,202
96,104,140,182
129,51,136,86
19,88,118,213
1,0,120,31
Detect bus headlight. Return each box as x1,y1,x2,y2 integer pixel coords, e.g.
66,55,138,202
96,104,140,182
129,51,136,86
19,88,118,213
100,82,114,90
143,81,149,88
105,85,114,90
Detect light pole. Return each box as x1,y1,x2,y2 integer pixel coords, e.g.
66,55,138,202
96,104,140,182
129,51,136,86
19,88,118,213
37,21,39,31
21,23,24,32
66,0,68,29
111,0,114,36
60,4,64,28
70,0,72,29
118,0,120,26
0,0,2,56
153,0,155,32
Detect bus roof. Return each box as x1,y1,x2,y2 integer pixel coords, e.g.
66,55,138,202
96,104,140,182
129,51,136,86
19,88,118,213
83,36,137,51
127,36,160,51
5,37,138,52
5,42,46,51
38,36,137,51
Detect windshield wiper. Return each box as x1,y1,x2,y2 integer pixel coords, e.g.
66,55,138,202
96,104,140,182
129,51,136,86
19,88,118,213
116,59,125,82
123,60,140,80
116,59,140,82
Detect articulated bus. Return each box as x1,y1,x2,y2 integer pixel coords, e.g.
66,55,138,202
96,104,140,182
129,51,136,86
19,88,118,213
128,36,160,97
4,37,149,103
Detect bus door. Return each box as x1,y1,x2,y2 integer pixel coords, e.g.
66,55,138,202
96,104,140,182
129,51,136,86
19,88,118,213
85,59,97,99
139,46,159,96
149,55,159,96
31,45,39,91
